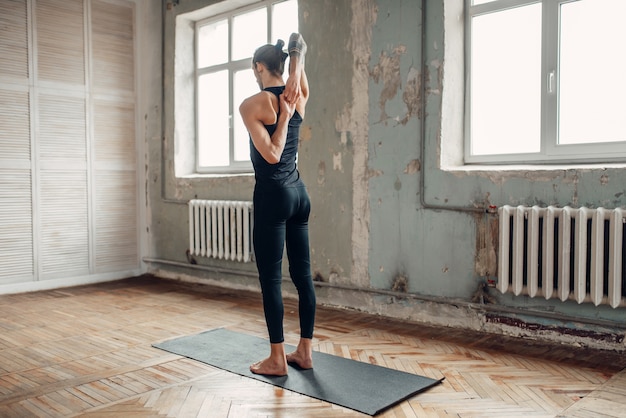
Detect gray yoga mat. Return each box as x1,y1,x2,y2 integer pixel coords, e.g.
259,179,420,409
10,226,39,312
153,328,443,416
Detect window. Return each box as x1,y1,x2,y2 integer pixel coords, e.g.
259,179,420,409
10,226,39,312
195,0,298,173
466,0,626,164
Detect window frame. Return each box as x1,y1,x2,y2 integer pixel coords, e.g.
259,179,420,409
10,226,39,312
464,0,626,165
194,0,296,174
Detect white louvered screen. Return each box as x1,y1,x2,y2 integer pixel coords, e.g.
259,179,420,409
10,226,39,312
35,1,90,280
93,99,136,165
0,170,34,284
91,0,139,273
38,93,87,161
92,97,138,272
0,88,31,160
91,0,135,94
36,0,85,84
38,90,89,279
39,171,89,278
95,171,138,272
0,0,29,79
0,0,140,288
0,86,32,284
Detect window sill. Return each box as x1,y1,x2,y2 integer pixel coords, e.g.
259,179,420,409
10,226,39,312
443,162,626,173
180,172,254,180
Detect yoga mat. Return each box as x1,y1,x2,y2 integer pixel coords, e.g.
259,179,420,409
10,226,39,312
153,328,443,416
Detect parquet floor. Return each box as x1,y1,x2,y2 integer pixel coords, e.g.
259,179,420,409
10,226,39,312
0,275,624,417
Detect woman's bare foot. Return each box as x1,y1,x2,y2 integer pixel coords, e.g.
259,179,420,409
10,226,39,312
286,350,313,369
286,338,313,369
250,343,288,376
250,357,288,376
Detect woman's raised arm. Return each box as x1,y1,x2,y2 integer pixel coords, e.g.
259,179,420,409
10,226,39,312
284,33,307,104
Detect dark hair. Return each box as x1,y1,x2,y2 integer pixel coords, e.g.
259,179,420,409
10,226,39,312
253,39,289,77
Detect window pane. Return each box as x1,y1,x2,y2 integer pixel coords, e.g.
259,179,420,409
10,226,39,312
198,71,229,167
470,4,542,155
232,8,267,61
272,0,298,43
558,0,626,145
197,20,228,68
233,69,258,162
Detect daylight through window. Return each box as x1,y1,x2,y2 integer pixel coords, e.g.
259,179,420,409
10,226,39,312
466,0,626,164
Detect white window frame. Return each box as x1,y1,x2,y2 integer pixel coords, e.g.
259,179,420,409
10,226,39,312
465,0,626,165
194,0,296,174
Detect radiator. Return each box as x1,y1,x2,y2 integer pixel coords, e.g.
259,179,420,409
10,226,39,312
497,205,625,308
188,200,254,262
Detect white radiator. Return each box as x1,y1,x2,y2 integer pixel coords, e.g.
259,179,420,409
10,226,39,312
498,205,625,308
188,200,254,262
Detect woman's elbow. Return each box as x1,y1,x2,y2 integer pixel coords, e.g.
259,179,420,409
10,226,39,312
264,153,281,165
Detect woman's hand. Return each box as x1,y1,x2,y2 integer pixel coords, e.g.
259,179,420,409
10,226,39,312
284,73,301,104
279,93,296,119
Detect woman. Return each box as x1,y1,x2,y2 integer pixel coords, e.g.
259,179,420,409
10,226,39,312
239,33,314,376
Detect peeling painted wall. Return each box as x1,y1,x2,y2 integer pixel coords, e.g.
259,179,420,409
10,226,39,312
149,0,626,350
291,0,359,287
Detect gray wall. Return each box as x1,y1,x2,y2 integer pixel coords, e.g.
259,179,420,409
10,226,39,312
147,0,626,350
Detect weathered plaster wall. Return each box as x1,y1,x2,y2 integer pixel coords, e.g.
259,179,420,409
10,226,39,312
297,0,357,287
148,0,625,350
367,0,478,299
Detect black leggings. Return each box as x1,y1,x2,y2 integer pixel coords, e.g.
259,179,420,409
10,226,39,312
253,184,316,344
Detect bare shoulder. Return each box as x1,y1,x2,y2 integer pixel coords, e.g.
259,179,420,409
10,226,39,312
241,91,275,113
240,92,261,112
240,91,277,125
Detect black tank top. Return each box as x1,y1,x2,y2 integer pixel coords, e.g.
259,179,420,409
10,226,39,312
250,86,304,188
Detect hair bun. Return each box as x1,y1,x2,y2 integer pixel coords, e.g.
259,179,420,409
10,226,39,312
275,39,285,50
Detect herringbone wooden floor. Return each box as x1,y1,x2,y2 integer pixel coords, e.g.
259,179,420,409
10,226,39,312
0,276,624,417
